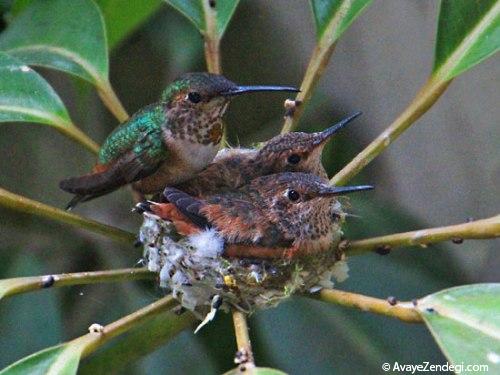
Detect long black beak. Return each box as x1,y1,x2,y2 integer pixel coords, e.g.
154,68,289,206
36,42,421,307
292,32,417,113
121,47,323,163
221,85,300,96
313,111,363,146
319,185,374,196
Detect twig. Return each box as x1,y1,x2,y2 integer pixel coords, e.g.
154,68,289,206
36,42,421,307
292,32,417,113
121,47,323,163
202,0,227,146
315,289,422,323
202,0,221,74
232,309,255,369
281,42,337,134
76,295,177,358
79,307,195,374
330,76,451,185
0,268,155,300
56,122,100,155
0,187,136,244
345,215,500,256
97,79,129,123
281,0,364,133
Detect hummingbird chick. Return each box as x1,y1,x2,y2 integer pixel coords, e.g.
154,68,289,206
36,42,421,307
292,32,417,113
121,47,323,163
171,112,362,198
139,172,373,259
59,72,298,209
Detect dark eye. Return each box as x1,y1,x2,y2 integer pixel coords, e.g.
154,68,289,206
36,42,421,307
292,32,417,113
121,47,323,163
287,189,300,201
188,92,202,103
287,154,301,165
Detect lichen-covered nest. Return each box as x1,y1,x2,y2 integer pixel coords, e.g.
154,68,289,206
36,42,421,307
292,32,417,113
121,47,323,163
140,212,349,324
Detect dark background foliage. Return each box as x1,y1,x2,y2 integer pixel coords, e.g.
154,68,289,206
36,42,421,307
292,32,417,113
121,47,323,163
0,1,498,374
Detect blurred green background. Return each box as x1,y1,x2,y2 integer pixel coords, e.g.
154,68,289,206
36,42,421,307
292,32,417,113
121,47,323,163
0,1,498,374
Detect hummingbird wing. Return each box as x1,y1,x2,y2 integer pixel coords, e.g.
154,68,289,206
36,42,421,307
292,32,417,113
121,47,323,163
60,108,168,208
160,187,292,248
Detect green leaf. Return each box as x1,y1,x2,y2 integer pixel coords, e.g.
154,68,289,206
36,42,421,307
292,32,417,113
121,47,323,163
433,0,500,80
0,344,81,375
164,0,240,37
0,52,71,128
0,0,108,85
223,367,287,375
79,311,195,374
95,0,163,50
418,284,500,372
310,0,372,41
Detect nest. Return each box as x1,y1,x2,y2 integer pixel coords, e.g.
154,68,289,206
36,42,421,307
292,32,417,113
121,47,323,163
140,212,349,327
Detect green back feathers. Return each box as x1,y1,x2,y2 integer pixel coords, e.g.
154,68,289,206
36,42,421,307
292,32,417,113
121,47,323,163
98,104,166,164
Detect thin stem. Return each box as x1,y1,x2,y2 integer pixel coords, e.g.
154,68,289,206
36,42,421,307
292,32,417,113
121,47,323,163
316,289,423,323
330,76,451,185
202,0,221,74
97,80,129,123
0,268,155,300
202,0,227,145
77,295,178,358
345,215,500,256
56,122,100,155
232,309,255,368
281,42,337,134
0,187,135,244
280,0,362,134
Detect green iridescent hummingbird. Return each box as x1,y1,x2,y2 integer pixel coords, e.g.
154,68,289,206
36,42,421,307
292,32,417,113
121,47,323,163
59,73,298,209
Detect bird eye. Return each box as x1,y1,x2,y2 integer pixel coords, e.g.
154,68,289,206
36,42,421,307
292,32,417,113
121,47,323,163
287,154,301,165
187,92,202,103
287,189,300,201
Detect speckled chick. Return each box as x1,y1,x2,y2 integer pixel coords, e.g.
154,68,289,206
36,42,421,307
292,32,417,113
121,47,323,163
172,112,361,198
59,72,298,209
141,172,373,259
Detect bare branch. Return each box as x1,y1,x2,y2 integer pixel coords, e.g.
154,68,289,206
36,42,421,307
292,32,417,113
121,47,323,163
330,77,451,185
345,215,500,256
315,289,423,323
0,187,136,244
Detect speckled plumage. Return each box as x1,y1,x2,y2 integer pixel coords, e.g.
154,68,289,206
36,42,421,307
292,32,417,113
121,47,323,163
172,113,362,198
147,172,373,259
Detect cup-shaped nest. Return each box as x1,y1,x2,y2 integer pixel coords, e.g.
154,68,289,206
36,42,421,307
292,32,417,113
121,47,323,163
139,212,348,320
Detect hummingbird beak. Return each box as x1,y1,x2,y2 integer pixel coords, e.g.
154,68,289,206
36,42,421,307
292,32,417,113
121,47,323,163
318,184,374,197
313,111,363,146
221,85,300,96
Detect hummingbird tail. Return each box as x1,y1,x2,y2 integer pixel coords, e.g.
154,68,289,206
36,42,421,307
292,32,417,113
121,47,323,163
65,195,86,211
59,167,128,209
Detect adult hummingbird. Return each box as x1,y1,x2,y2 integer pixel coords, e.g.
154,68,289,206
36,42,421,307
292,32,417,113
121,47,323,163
171,112,362,198
59,73,298,209
138,172,373,259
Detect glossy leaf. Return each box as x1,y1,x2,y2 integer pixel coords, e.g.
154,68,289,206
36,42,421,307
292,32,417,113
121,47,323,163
96,0,163,49
433,0,500,80
8,0,156,51
0,0,108,85
224,367,287,375
0,52,71,128
310,0,372,40
418,284,500,372
164,0,240,37
0,344,81,375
